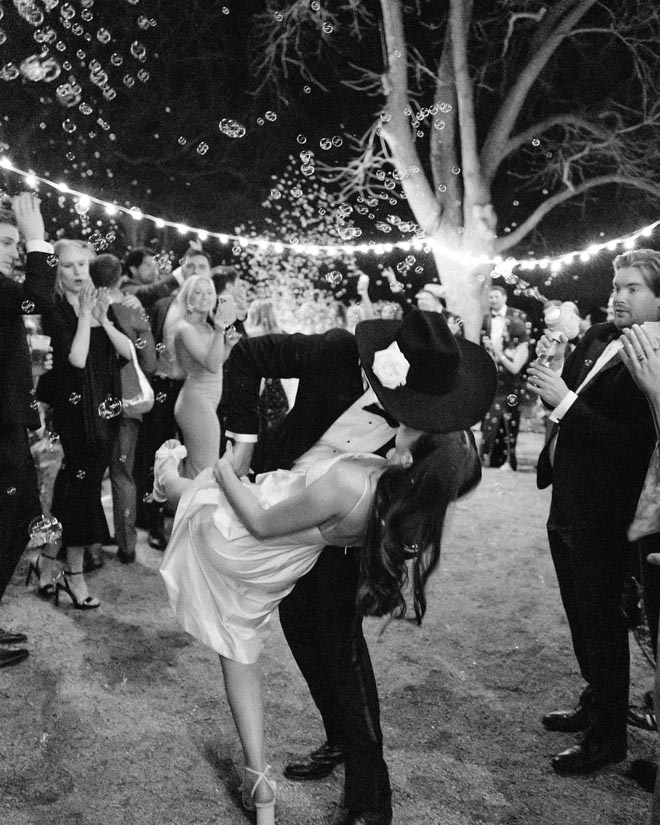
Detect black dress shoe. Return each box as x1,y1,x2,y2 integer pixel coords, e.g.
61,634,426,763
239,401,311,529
310,742,344,764
284,759,336,780
0,628,27,645
542,705,589,733
148,529,168,551
333,810,393,825
627,758,657,792
0,648,29,668
551,737,627,774
284,741,344,780
116,550,136,565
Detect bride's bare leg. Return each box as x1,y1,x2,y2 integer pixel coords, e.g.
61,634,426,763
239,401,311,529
159,474,190,509
219,654,274,806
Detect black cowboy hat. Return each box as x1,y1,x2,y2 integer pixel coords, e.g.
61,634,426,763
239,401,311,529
355,309,497,433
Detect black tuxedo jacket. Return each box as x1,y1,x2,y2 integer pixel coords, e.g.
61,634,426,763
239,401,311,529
537,322,656,529
225,328,365,474
0,252,55,430
480,307,527,341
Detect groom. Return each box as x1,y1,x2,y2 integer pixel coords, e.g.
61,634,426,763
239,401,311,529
224,308,496,825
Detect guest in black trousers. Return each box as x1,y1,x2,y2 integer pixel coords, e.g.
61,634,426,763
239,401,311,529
0,193,55,667
528,248,660,774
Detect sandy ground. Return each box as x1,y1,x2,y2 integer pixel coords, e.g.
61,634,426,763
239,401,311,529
0,430,655,825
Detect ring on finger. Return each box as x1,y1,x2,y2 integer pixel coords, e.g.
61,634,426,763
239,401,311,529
653,345,660,352
638,353,647,362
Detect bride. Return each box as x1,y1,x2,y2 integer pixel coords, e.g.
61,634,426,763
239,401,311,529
156,424,481,824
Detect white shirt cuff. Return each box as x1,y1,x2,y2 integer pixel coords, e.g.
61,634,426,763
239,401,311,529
26,240,54,254
549,391,578,423
225,431,258,443
172,266,185,286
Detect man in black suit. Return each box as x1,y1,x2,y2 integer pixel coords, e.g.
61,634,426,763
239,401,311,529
0,193,55,667
479,286,530,470
528,249,660,773
224,309,496,825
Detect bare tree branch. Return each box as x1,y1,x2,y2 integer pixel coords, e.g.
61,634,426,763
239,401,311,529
496,174,660,253
481,0,597,183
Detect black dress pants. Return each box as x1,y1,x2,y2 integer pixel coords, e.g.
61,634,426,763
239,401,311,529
135,375,182,528
278,546,391,815
0,425,40,600
548,525,630,745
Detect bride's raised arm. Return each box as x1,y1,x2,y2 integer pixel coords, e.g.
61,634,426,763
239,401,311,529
213,446,362,541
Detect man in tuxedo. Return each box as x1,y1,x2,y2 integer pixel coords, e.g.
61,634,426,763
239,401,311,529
527,249,660,773
0,193,55,667
224,309,497,825
479,288,530,469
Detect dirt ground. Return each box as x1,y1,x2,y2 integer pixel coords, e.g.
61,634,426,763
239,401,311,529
0,430,655,825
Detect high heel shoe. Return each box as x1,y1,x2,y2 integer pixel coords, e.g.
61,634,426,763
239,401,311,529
25,553,59,598
54,571,100,610
152,440,187,503
240,765,276,825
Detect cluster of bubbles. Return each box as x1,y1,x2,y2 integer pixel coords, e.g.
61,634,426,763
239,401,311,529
218,118,246,139
154,251,173,275
0,0,155,159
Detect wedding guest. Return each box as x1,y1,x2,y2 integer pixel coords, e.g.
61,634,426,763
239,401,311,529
211,265,248,332
136,248,212,550
36,241,132,608
121,246,182,309
172,275,236,478
0,193,55,667
90,254,157,564
244,299,292,435
480,286,530,470
528,248,660,773
619,322,660,823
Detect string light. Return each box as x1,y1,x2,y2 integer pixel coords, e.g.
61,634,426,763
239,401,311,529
0,159,658,271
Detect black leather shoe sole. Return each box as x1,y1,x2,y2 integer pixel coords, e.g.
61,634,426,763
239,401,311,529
0,648,29,668
542,708,589,733
310,743,344,764
627,758,657,792
0,629,28,645
284,759,337,781
551,742,626,774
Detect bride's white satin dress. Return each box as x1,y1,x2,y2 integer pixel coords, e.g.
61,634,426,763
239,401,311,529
160,453,384,663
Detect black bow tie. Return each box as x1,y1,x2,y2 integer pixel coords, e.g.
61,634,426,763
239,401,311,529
363,403,399,429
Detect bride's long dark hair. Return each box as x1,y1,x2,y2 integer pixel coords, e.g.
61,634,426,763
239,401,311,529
357,429,481,624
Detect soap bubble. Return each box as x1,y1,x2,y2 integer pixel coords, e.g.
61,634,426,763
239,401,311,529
98,395,123,419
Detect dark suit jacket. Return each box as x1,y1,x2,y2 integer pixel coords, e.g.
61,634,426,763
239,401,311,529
0,252,55,430
537,322,656,530
225,329,364,474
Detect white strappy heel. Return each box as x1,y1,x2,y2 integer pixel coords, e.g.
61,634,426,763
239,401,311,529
240,764,277,825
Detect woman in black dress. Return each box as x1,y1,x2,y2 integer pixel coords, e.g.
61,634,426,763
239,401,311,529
36,240,132,608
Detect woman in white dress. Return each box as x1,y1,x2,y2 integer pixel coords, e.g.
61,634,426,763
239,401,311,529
156,425,481,824
169,275,236,477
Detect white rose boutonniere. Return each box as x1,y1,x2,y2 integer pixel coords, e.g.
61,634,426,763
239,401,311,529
372,341,410,389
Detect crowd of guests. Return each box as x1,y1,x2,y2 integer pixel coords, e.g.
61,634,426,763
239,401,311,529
2,192,660,824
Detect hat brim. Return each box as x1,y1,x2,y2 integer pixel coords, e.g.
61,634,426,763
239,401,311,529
355,318,497,433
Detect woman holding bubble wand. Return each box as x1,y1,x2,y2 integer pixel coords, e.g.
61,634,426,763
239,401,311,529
34,241,131,608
